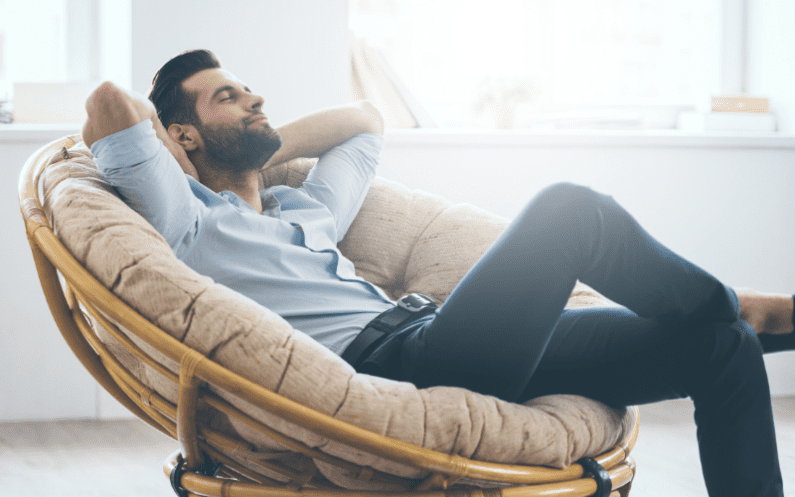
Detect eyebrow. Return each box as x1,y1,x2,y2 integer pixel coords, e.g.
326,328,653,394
211,84,253,101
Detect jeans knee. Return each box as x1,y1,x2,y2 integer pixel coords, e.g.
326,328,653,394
534,182,604,215
722,320,765,364
539,181,595,201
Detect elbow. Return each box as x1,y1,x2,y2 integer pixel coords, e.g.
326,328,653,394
88,80,123,103
357,100,385,135
84,81,125,121
83,81,118,147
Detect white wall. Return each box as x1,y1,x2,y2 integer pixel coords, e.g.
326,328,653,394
130,0,350,126
378,132,795,293
1,126,97,422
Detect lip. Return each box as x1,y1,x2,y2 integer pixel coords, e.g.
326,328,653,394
245,114,268,126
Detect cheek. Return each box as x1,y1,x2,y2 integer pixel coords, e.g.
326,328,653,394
202,106,245,124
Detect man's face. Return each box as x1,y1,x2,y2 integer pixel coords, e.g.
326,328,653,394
182,68,282,173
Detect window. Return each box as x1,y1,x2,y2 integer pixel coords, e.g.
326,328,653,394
349,0,726,129
0,0,69,103
0,0,130,121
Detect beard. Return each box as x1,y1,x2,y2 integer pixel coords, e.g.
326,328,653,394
196,119,283,174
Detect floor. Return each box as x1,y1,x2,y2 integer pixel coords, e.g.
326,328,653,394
0,397,793,497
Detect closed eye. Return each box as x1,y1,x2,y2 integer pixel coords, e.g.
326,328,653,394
213,85,239,103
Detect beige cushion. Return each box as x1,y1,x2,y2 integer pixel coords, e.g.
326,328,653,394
42,140,635,488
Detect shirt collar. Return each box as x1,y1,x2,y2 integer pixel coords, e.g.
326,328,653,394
215,190,282,218
261,191,282,218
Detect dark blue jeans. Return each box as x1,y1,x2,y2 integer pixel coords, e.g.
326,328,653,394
360,183,790,497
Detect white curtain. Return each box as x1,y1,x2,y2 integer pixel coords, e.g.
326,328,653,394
350,34,436,128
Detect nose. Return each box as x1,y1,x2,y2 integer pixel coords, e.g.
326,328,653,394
248,92,265,111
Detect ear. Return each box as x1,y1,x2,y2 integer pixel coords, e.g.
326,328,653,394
168,123,202,152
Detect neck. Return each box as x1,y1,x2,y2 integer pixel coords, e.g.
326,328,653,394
193,156,263,214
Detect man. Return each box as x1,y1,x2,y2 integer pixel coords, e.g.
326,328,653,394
82,50,793,497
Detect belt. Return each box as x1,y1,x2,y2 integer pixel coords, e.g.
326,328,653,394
342,293,437,369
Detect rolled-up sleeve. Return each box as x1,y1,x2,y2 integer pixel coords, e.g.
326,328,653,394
90,119,200,257
299,133,383,241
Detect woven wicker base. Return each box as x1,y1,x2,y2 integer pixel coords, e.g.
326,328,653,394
163,449,636,497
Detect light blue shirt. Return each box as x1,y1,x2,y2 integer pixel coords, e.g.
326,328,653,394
91,119,394,355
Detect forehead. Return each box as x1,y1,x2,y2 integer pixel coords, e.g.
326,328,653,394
182,68,247,102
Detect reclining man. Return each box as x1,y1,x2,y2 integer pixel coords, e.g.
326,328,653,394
82,50,793,497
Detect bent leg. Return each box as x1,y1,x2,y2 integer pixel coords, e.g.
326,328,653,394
401,182,739,401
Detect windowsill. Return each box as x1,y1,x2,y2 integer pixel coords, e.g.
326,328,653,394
3,123,794,149
385,128,795,149
0,123,83,143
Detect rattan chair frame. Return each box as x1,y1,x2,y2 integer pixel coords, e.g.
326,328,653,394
19,136,639,497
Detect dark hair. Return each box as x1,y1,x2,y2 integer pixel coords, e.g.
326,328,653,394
148,49,221,128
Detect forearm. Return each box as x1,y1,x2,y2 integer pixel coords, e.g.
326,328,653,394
264,101,384,168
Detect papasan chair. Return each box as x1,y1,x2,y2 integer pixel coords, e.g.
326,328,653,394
19,134,639,497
